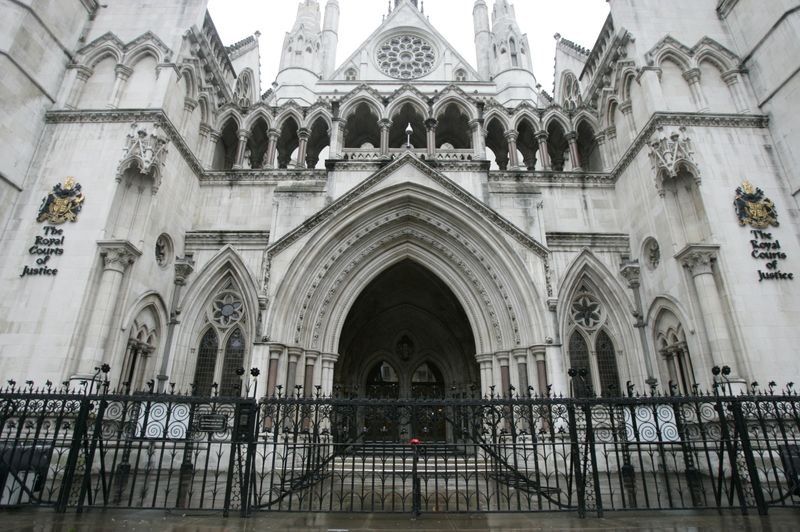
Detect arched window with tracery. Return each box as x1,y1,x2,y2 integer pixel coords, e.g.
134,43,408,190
194,328,219,396
192,278,250,396
567,282,622,397
562,73,580,111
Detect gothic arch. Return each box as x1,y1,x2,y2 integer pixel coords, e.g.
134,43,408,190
512,110,541,132
178,65,199,100
482,106,511,132
340,94,385,122
432,96,476,122
274,107,305,132
214,107,244,131
303,107,333,131
243,107,273,131
267,182,548,356
114,291,170,387
172,246,260,387
122,47,160,70
557,250,639,385
387,93,430,121
541,110,571,134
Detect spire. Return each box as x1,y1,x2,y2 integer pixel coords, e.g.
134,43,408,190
279,0,324,75
473,0,491,80
321,0,339,78
490,0,533,73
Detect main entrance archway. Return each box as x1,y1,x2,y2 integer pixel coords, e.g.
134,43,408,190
335,259,479,441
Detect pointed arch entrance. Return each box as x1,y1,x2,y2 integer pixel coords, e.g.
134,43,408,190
336,260,477,441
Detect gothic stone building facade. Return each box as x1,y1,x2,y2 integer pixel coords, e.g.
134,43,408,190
0,0,799,402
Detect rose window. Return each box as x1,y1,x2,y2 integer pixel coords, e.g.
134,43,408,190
571,294,603,329
377,35,436,80
210,291,244,328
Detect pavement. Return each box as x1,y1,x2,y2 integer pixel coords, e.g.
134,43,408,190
0,508,799,531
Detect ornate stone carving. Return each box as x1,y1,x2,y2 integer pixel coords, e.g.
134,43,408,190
377,34,436,80
734,180,779,229
644,238,661,270
174,254,195,286
677,246,718,277
98,240,141,273
570,289,604,330
36,177,85,224
117,123,171,193
648,126,696,183
619,260,641,289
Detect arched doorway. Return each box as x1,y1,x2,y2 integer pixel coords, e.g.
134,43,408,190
335,259,479,442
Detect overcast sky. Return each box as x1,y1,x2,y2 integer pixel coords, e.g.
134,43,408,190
207,0,609,93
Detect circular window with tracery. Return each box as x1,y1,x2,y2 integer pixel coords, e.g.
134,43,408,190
376,35,436,80
571,293,603,329
209,291,244,328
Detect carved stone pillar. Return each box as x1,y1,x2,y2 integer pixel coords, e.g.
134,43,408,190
180,97,198,131
532,346,548,395
330,119,344,159
677,246,740,382
683,68,710,112
512,348,530,395
722,70,750,114
546,298,568,396
233,129,250,170
594,131,609,171
296,128,310,168
266,344,284,397
379,119,391,157
303,351,319,397
475,353,494,397
156,255,195,391
470,119,485,159
65,66,93,109
320,353,339,396
265,128,280,168
505,130,520,170
604,126,618,164
425,118,438,159
619,100,637,140
286,347,303,394
206,129,221,169
620,260,657,385
535,131,551,170
566,131,581,171
79,241,141,379
197,124,211,169
496,351,511,396
108,64,133,109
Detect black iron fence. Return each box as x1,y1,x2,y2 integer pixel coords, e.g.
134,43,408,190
0,380,798,517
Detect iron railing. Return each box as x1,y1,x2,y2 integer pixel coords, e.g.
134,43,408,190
0,378,798,517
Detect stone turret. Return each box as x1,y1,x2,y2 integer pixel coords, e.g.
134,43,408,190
321,0,340,79
489,0,537,105
275,0,324,104
473,0,491,80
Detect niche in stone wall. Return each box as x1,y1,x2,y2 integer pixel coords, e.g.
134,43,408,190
78,56,116,108
106,167,155,244
662,168,711,246
119,55,158,108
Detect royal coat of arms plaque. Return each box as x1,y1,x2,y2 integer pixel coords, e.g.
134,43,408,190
734,180,778,230
36,177,85,224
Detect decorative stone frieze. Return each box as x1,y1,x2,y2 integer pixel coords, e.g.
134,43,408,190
117,123,171,193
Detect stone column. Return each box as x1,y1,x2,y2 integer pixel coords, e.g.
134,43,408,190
678,246,740,382
286,347,302,395
108,64,133,108
264,128,280,168
620,260,658,386
535,131,551,170
683,68,710,112
197,124,211,169
206,129,221,169
330,118,344,159
505,130,520,170
512,348,530,395
546,298,568,396
320,353,339,396
425,118,438,159
604,126,618,165
296,128,310,168
266,344,284,397
232,129,250,170
619,100,637,140
379,119,391,157
497,351,511,397
65,66,93,109
303,350,319,397
594,131,609,171
566,131,581,171
470,119,486,159
156,255,195,392
181,98,198,131
722,70,750,114
79,241,141,380
475,354,494,397
532,346,548,395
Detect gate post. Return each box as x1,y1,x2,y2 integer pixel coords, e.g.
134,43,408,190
567,401,586,518
731,399,768,516
55,398,91,513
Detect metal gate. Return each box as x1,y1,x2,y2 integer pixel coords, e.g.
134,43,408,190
1,382,799,516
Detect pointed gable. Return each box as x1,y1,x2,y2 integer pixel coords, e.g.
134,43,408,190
329,1,481,83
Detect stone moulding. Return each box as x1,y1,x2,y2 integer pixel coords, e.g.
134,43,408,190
185,230,270,251
546,232,632,253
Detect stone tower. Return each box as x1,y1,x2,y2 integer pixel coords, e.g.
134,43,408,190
321,0,340,79
473,0,492,80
